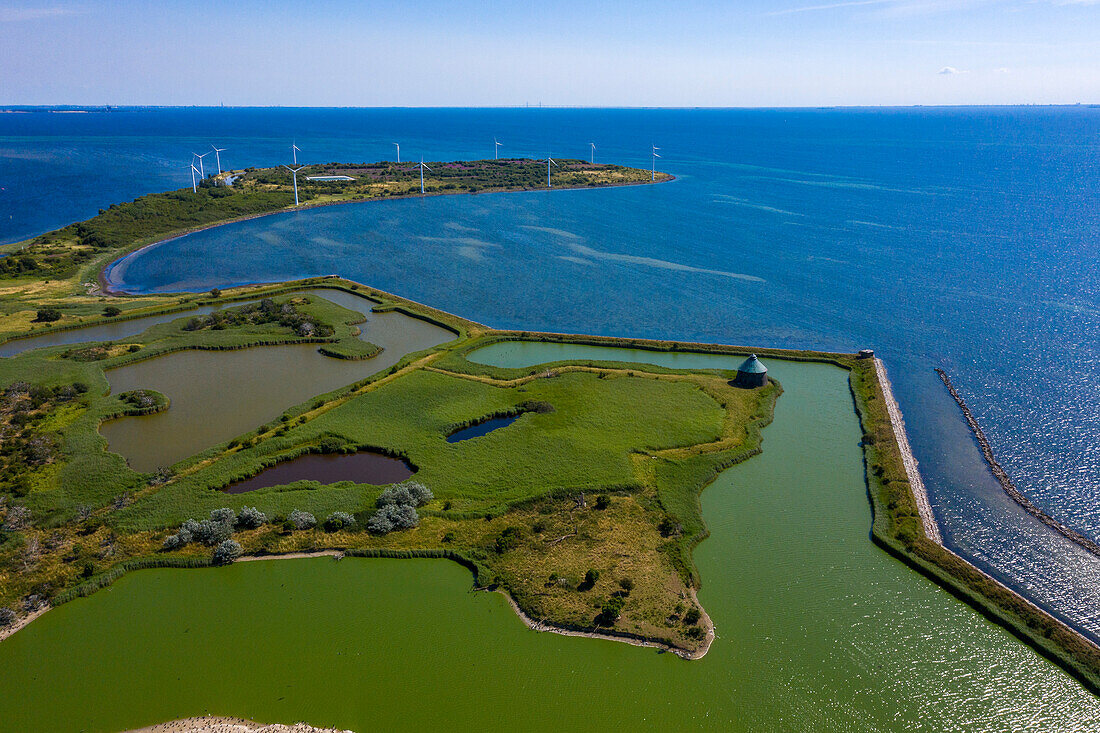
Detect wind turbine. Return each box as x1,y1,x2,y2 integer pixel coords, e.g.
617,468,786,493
188,162,200,193
291,142,301,165
546,154,559,188
283,165,304,206
416,157,432,194
192,151,209,179
392,142,401,163
210,145,226,175
651,144,661,182
589,142,596,165
494,138,502,159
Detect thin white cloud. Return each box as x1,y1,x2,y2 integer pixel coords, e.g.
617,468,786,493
764,0,893,15
0,6,81,22
994,66,1011,73
938,66,969,74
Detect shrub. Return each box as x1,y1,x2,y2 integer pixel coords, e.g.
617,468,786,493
367,503,418,534
210,288,221,298
318,435,346,453
377,480,432,509
683,608,701,625
595,494,610,510
323,511,356,532
442,532,455,543
162,534,184,550
0,607,15,627
580,569,600,590
236,506,267,530
596,595,625,625
212,539,242,565
376,485,413,508
33,308,62,323
618,577,634,594
288,510,316,530
494,526,525,553
102,305,121,317
210,508,236,525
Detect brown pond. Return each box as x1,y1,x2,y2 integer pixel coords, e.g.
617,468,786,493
221,450,414,494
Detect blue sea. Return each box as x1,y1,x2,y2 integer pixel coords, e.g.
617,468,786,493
3,106,1100,639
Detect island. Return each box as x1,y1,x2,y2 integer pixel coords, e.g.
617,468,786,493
1,160,1098,692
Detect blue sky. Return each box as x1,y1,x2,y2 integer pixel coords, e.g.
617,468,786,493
2,0,1098,106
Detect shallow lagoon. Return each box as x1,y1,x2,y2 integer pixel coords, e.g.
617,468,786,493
1,359,1096,732
100,290,453,472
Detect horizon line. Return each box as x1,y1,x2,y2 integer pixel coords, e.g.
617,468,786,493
1,103,1099,111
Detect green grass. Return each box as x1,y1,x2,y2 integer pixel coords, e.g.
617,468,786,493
112,368,731,530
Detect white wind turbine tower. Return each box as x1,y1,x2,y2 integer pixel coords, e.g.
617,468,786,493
292,142,301,165
392,142,401,163
546,154,559,187
651,144,661,182
283,165,304,206
188,162,200,192
210,145,226,175
416,157,432,194
193,151,209,179
589,142,596,165
494,138,502,159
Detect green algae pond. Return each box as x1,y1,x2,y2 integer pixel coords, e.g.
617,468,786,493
99,292,454,472
1,355,1097,732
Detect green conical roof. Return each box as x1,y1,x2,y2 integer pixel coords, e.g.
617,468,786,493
737,354,767,374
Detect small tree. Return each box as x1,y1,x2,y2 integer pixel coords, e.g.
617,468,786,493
288,510,317,530
683,608,701,625
0,607,16,627
102,305,121,317
210,288,222,298
595,494,611,510
618,577,634,594
212,539,242,565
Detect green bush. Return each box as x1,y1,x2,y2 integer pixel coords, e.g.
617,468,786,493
33,308,62,323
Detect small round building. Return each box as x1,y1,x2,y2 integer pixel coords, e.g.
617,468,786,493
734,354,768,388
